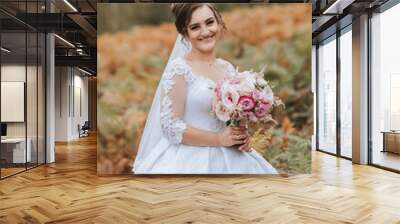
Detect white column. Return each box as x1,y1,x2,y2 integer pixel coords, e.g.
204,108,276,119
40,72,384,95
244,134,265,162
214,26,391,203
352,14,369,164
46,33,55,163
46,1,55,163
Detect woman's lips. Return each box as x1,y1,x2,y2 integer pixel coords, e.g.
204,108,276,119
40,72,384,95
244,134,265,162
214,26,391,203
199,34,215,42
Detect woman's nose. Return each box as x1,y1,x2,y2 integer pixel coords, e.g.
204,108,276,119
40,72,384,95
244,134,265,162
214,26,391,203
200,26,211,36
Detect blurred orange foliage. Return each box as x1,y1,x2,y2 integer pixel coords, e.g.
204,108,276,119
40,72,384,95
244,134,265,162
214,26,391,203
97,4,311,175
224,4,311,44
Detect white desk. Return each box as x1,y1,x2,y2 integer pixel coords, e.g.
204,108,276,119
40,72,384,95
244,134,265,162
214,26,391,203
381,131,400,154
1,138,32,163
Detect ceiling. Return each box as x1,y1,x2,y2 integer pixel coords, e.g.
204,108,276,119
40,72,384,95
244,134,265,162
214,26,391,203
0,0,97,75
0,0,395,75
311,0,390,43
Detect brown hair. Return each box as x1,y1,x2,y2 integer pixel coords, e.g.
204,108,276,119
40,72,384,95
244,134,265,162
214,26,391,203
171,3,226,37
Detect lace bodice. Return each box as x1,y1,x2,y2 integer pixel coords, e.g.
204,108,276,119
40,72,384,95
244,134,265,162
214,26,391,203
160,57,237,144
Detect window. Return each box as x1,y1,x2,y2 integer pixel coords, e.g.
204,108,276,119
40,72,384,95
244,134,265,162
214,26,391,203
370,3,400,171
339,27,352,158
317,35,337,154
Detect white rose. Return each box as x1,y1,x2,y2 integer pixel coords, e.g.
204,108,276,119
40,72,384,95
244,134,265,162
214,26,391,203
236,75,255,96
221,83,239,111
262,85,274,102
215,101,231,122
256,77,268,87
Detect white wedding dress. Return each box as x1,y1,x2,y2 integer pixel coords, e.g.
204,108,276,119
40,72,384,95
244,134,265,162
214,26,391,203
133,56,278,174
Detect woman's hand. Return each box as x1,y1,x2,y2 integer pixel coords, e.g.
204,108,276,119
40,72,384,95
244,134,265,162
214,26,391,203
238,135,252,152
217,125,251,151
236,119,252,152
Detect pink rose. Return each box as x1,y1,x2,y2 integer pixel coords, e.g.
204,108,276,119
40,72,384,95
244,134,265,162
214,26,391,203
215,80,223,100
215,79,224,90
252,90,263,101
215,90,222,101
238,96,256,111
254,101,271,118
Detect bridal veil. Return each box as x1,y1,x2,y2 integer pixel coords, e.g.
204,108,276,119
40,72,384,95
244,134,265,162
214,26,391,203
133,35,191,172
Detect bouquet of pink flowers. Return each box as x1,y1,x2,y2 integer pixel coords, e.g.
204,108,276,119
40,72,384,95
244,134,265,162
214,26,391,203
211,68,283,127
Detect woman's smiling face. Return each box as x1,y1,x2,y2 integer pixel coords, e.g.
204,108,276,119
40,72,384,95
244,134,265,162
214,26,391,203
186,5,221,54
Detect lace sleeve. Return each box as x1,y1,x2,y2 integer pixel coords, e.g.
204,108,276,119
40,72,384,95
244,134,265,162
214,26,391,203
160,58,194,144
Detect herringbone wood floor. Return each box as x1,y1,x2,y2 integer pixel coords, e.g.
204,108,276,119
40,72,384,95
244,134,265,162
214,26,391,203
0,134,400,224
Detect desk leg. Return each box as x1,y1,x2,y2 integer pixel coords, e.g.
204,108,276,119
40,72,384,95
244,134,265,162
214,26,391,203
382,133,386,153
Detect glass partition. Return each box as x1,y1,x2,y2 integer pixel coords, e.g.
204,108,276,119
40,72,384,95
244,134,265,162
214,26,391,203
339,27,352,158
0,1,46,179
38,32,45,165
1,30,28,177
27,30,38,169
317,35,337,154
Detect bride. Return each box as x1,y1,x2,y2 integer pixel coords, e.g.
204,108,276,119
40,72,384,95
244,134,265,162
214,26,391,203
133,3,278,174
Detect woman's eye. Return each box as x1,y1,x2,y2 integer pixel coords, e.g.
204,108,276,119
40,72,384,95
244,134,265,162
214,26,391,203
190,26,199,30
207,20,215,25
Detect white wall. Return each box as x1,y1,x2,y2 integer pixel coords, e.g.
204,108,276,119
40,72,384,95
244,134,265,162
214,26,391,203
1,65,37,137
75,70,89,139
54,67,89,141
1,63,46,164
1,82,25,122
1,66,26,136
55,67,69,141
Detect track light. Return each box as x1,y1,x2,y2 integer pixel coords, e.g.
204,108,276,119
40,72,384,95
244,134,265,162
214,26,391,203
1,47,11,53
78,67,93,76
54,34,75,48
322,0,355,15
63,0,78,12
